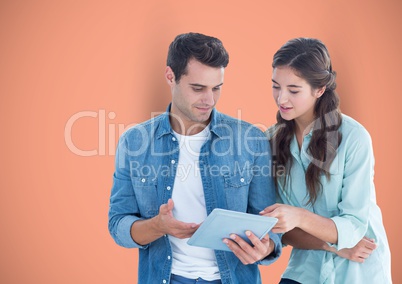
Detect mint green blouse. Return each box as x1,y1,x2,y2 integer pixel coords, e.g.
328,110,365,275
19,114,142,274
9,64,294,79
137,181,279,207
267,115,392,284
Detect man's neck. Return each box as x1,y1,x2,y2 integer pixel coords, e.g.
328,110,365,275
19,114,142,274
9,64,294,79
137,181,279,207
170,119,209,136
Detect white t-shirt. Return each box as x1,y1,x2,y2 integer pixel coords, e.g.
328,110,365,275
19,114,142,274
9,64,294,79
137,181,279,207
168,126,220,281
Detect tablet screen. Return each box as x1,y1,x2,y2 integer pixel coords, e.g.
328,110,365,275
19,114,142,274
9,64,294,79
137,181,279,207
187,208,278,251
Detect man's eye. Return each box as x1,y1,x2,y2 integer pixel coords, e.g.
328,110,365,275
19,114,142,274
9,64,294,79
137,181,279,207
213,87,221,91
272,85,280,89
192,88,203,92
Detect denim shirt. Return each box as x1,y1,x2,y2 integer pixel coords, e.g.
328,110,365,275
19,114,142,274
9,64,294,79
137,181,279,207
108,105,281,284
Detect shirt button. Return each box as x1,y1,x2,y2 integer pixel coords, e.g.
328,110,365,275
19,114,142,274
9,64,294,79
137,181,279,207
240,178,245,183
162,280,167,284
167,255,171,260
166,186,171,190
171,160,175,164
172,137,176,141
141,178,146,183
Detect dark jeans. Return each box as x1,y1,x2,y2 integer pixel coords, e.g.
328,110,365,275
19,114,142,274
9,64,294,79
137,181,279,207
279,278,301,284
170,274,222,284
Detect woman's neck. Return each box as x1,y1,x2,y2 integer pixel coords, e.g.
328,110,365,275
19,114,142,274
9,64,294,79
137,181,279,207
295,118,315,148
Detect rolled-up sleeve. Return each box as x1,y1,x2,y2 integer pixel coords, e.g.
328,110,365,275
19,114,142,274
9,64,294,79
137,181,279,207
331,127,373,250
258,231,282,265
108,134,146,249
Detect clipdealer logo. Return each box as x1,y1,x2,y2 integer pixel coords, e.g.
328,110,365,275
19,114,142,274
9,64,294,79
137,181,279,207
63,109,257,158
64,109,141,157
63,108,341,176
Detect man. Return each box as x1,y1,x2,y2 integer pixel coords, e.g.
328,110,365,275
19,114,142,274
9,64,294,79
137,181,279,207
108,32,281,284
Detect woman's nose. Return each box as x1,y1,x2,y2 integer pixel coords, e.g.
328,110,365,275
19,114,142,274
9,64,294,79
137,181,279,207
277,91,288,105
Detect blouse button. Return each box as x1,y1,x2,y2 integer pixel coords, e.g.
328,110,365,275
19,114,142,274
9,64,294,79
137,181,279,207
166,186,171,190
240,178,245,183
141,178,146,183
171,160,176,164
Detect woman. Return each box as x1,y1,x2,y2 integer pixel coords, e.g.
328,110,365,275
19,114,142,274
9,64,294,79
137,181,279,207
261,38,392,283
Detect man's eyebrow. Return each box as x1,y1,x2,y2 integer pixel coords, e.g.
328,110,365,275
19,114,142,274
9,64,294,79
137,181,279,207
189,83,224,88
189,83,206,88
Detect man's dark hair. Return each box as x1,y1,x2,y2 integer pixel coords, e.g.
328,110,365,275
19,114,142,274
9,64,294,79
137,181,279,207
167,32,229,83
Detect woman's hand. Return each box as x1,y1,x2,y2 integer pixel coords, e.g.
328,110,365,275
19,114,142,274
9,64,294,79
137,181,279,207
335,237,377,263
260,203,304,234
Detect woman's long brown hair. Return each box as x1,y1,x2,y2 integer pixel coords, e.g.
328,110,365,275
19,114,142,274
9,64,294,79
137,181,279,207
270,38,342,205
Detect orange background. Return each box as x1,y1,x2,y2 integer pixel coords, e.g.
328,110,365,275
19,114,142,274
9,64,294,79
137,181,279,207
0,0,400,283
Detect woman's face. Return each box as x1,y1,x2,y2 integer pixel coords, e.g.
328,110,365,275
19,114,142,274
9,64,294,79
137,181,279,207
272,66,324,127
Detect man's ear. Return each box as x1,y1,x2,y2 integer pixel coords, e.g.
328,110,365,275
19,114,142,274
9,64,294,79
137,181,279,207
165,66,175,86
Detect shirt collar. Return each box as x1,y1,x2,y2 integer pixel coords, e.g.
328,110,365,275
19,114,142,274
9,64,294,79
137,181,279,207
155,104,223,139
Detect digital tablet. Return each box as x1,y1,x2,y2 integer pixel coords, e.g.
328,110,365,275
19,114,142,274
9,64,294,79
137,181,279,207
187,208,278,251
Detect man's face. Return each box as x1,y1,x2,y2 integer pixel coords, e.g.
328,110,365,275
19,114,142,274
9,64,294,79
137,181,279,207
166,59,224,135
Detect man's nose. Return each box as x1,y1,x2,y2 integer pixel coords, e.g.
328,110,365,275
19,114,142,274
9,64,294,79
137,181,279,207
201,89,215,105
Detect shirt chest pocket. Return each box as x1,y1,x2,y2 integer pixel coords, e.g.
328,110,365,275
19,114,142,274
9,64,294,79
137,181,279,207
223,172,252,211
131,177,159,218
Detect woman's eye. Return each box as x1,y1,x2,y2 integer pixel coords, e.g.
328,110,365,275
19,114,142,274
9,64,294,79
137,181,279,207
289,90,299,94
272,85,280,89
